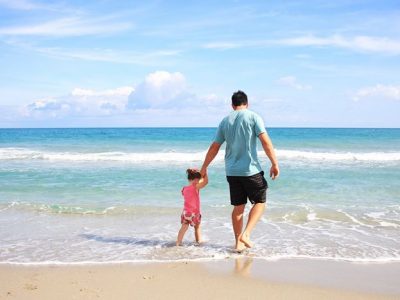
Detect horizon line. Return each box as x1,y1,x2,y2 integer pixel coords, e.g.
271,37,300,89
1,126,399,130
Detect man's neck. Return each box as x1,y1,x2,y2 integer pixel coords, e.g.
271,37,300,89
233,105,248,111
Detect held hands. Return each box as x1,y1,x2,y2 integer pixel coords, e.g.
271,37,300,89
270,164,279,180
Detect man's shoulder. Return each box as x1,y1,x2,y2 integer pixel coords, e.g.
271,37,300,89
240,109,262,122
220,110,263,125
245,109,261,117
219,115,230,125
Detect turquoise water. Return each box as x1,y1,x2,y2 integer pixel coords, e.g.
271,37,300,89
0,128,399,263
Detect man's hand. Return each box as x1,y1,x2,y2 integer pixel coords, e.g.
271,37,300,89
258,133,279,180
270,164,279,180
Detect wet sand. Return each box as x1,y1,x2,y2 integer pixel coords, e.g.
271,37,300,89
1,258,399,299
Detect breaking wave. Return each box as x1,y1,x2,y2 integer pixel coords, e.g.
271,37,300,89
1,148,400,163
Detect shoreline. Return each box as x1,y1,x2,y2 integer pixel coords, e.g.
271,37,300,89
2,255,400,265
1,258,399,300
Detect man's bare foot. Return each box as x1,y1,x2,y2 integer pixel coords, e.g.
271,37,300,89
234,247,247,254
239,233,254,248
234,240,246,253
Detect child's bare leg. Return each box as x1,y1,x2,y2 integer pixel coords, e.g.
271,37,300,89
194,224,202,243
176,223,189,246
240,203,265,248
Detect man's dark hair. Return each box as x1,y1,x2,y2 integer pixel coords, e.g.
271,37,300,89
231,90,248,106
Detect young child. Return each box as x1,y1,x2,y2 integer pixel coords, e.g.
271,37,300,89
176,168,208,246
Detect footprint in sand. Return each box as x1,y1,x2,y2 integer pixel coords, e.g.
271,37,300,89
24,283,38,291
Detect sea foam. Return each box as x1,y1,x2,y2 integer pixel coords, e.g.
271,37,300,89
1,148,400,163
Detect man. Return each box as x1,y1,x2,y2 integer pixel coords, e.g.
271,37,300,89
200,90,279,252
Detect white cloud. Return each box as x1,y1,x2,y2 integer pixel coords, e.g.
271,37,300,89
71,87,134,97
127,71,192,109
0,0,40,10
277,76,312,91
203,42,241,50
27,99,69,111
127,71,227,110
24,86,133,119
278,35,400,55
353,84,400,101
23,98,71,119
21,71,227,126
0,17,132,37
203,35,400,55
7,41,180,65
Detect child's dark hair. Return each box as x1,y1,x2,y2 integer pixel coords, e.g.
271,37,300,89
187,168,201,180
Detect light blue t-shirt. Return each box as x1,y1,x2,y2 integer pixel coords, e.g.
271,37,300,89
214,109,266,176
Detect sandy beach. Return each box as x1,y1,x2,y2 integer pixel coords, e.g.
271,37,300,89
1,258,399,300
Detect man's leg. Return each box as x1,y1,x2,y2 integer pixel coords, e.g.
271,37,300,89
240,202,265,248
232,204,246,251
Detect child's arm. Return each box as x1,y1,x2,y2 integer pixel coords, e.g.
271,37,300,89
196,172,208,190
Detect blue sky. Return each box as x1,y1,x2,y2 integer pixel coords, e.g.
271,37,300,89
0,0,399,127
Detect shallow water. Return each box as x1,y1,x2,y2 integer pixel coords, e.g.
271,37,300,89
0,128,399,263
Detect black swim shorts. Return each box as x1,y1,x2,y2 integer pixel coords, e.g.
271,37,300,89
226,171,268,206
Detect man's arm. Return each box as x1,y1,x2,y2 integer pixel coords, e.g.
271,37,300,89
200,142,221,177
258,132,279,180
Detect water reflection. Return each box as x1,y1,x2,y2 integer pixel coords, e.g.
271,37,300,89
234,257,253,277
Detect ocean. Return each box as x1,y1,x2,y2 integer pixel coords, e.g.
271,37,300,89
0,127,399,264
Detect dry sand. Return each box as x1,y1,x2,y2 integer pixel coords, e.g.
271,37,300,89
1,258,399,300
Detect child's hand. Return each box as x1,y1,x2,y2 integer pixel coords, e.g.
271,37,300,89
200,167,207,178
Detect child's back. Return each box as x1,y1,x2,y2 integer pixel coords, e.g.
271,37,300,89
182,182,200,214
176,169,208,246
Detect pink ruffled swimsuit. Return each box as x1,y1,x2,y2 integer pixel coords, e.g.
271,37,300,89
181,183,201,226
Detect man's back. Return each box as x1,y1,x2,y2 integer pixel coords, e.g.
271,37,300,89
215,109,266,176
200,90,279,252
